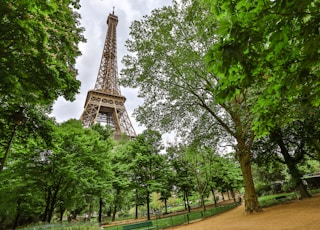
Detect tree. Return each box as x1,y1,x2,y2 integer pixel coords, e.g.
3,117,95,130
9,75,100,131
88,124,114,224
156,155,175,214
0,0,84,106
1,0,85,174
212,154,243,202
251,160,287,196
125,130,165,220
300,109,320,160
0,148,44,229
108,140,133,222
253,122,312,198
202,0,320,136
167,145,196,212
0,119,113,227
0,111,56,228
183,144,210,211
39,120,113,223
185,128,243,203
121,0,260,213
0,105,54,174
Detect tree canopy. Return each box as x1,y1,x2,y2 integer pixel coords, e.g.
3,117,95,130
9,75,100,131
0,0,85,178
0,0,85,106
202,0,320,136
121,0,260,213
0,120,113,227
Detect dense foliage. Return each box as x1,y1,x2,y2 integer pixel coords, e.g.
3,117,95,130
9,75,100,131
121,0,260,212
0,0,84,106
0,0,85,175
120,0,319,213
202,0,320,136
0,119,114,228
0,0,319,227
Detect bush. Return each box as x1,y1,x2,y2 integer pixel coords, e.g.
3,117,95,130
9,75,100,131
258,193,297,207
21,222,101,230
255,183,272,196
282,181,295,193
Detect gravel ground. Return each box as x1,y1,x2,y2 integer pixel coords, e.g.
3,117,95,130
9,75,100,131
167,194,320,230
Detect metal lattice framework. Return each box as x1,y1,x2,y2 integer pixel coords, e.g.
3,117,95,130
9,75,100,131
80,10,136,139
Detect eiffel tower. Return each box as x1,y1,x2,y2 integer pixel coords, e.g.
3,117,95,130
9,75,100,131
80,9,136,139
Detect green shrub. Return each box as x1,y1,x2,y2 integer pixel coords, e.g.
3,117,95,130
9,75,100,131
21,222,101,230
258,193,297,207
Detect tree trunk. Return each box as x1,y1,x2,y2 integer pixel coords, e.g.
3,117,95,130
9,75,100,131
230,188,236,202
47,192,57,223
43,189,51,222
286,160,310,198
59,205,65,222
146,191,151,220
88,198,93,220
107,206,112,217
238,141,262,213
0,125,17,174
164,198,168,214
183,191,187,211
186,191,191,213
13,199,21,230
135,189,138,219
211,188,217,207
310,138,320,160
98,198,103,225
112,204,117,222
201,194,206,211
47,183,61,223
135,204,139,219
271,130,311,198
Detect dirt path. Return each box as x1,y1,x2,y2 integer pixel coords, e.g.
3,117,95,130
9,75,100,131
167,194,320,230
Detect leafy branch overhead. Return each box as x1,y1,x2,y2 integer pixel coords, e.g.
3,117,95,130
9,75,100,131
203,0,320,136
0,0,85,106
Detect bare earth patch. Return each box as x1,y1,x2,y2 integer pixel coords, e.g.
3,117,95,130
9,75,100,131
167,194,320,230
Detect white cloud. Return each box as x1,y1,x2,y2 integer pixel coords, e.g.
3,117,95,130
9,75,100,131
51,0,172,134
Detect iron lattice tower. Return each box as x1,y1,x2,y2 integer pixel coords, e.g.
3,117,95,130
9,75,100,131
80,10,136,139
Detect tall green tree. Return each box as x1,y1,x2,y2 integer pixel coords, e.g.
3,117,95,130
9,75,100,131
108,140,133,222
1,0,85,174
38,120,113,223
0,111,56,228
0,140,45,229
86,124,114,224
0,120,113,227
125,130,165,220
253,122,313,198
121,0,260,213
183,144,211,211
156,155,175,214
0,105,54,174
167,145,196,212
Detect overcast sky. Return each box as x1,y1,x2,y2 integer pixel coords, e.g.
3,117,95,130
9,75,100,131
51,0,172,134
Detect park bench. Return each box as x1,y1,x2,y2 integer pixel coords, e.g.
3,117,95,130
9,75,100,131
122,220,155,230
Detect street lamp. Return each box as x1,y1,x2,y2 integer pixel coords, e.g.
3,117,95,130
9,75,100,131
0,107,25,174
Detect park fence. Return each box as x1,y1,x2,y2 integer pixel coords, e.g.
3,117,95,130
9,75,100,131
104,202,240,230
